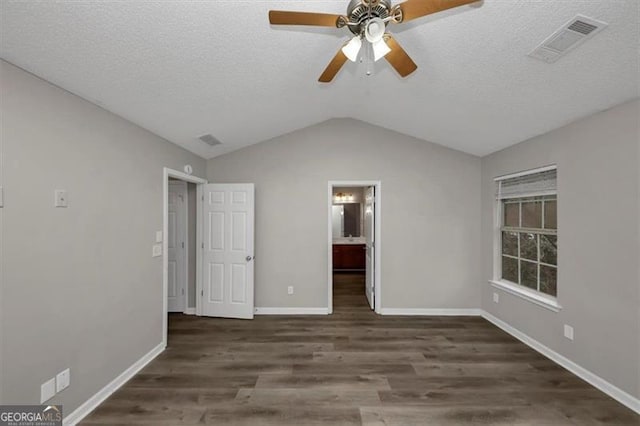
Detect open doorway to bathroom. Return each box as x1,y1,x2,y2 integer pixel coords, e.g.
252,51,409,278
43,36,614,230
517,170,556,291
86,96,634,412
328,181,381,314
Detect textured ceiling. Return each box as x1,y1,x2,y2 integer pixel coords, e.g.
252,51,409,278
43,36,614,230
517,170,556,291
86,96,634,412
1,1,638,159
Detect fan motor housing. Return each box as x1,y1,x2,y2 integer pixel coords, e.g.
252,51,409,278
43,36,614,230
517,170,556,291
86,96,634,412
347,0,392,35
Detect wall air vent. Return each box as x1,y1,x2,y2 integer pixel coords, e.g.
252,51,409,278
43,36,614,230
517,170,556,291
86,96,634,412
528,15,608,63
198,134,222,146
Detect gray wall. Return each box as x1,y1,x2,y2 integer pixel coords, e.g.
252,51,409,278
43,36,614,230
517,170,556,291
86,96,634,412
207,119,482,310
481,100,640,398
0,61,206,409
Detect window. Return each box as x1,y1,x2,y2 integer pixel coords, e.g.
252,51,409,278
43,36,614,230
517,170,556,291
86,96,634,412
495,166,558,302
501,196,557,296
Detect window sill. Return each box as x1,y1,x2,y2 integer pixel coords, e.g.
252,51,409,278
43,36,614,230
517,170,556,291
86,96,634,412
489,280,562,312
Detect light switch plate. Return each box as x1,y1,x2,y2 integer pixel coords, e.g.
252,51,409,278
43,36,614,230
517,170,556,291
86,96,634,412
41,378,56,403
0,186,3,208
155,231,163,243
564,324,574,341
54,190,68,207
152,244,162,257
493,292,499,303
287,286,294,295
56,368,70,393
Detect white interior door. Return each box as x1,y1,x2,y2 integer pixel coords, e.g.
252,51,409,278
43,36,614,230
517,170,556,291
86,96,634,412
201,184,255,319
364,186,375,310
168,181,187,312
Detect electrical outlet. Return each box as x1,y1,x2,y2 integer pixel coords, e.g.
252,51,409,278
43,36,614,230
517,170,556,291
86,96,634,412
54,190,68,207
152,244,162,257
564,324,574,341
493,292,499,303
287,286,294,295
56,368,70,393
41,378,56,403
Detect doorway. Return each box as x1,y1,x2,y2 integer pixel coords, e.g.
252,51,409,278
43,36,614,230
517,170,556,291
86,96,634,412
167,180,188,313
162,168,207,348
162,170,257,347
328,181,381,314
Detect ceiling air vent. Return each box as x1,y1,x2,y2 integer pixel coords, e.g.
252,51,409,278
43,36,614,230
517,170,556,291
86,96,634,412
198,134,222,146
528,15,608,63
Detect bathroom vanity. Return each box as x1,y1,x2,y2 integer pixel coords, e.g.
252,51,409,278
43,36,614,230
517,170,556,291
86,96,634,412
333,239,366,271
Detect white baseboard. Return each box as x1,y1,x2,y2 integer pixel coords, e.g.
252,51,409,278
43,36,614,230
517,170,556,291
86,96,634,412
63,343,165,425
254,307,329,315
482,311,640,415
184,308,196,315
379,308,482,316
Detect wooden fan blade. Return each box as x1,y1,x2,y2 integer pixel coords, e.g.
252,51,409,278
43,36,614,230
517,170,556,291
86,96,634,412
318,46,349,83
397,0,480,23
383,34,418,78
269,10,344,27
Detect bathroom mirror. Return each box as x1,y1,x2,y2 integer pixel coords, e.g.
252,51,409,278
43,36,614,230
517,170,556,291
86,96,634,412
332,203,361,238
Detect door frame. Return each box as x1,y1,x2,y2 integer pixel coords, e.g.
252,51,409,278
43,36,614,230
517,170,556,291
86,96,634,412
168,180,188,313
327,180,382,314
163,167,207,348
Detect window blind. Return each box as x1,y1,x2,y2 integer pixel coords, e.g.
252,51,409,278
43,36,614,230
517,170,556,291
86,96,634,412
497,168,557,199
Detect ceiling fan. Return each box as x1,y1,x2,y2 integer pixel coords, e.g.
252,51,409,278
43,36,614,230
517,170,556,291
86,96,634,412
269,0,480,83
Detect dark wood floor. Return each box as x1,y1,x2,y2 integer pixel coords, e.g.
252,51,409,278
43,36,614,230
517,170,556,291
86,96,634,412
82,273,638,425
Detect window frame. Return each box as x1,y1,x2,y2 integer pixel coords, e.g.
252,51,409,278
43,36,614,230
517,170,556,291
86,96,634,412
490,165,562,312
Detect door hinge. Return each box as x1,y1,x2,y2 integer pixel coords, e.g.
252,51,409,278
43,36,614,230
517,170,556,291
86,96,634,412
201,242,204,249
202,195,204,201
182,288,185,295
201,290,204,296
182,242,185,249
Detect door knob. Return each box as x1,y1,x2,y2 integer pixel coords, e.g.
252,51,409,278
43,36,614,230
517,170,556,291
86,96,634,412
246,256,253,261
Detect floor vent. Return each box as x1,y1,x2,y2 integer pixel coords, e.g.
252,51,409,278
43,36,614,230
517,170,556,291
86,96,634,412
528,15,608,63
198,134,222,146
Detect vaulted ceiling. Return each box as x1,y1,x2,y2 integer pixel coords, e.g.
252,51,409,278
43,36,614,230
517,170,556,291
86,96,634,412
1,1,638,159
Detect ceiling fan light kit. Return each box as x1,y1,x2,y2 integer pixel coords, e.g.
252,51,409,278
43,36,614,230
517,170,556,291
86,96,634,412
342,36,363,62
268,0,481,82
365,17,386,42
372,38,392,61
